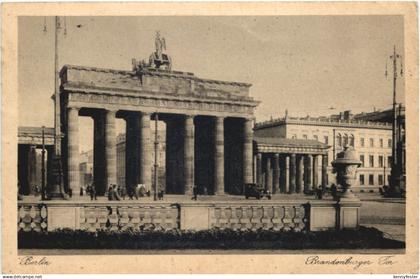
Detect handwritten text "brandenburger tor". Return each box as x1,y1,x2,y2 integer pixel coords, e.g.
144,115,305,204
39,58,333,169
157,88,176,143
305,255,397,270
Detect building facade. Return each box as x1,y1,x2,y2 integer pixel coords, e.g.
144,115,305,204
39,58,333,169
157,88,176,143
255,112,393,191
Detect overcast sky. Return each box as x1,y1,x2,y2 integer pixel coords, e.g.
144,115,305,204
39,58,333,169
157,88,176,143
18,16,404,151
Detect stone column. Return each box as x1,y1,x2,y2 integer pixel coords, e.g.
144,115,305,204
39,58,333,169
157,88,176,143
313,155,319,190
322,154,328,190
184,115,195,195
296,155,304,193
265,156,272,192
273,153,280,194
46,146,53,189
256,153,262,186
27,145,37,195
214,117,225,195
284,155,290,193
67,106,80,197
243,118,253,184
125,115,139,190
105,109,117,188
304,155,312,192
93,113,106,195
140,112,152,191
289,153,296,194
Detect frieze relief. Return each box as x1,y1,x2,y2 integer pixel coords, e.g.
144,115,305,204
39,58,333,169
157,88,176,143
68,92,255,114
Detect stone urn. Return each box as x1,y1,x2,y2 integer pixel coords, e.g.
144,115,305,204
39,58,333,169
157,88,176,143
331,146,362,199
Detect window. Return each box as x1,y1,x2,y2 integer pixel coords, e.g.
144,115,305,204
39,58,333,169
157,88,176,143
369,174,374,185
379,139,384,148
388,139,392,148
313,135,318,141
324,136,329,144
337,134,342,146
369,138,374,147
378,155,384,167
360,138,365,147
360,155,365,167
343,134,349,146
388,156,392,168
360,174,365,185
349,135,355,147
302,134,308,140
369,155,374,167
378,175,383,185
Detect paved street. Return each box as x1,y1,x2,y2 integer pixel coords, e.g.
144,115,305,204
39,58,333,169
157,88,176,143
357,192,405,242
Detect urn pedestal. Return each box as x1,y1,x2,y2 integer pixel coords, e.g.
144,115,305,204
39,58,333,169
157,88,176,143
332,146,362,200
331,146,362,229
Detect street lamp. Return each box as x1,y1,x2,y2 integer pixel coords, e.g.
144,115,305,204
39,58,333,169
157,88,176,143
41,126,46,200
153,112,159,201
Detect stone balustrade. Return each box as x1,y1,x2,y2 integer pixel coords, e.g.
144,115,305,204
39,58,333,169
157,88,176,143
210,205,307,232
18,203,48,232
80,205,180,232
17,199,358,233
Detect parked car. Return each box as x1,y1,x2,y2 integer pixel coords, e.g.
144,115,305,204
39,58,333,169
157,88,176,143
244,183,271,200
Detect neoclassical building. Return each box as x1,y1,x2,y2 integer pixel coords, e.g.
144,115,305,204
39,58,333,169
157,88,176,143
59,63,259,197
254,111,393,191
17,127,55,195
253,137,330,194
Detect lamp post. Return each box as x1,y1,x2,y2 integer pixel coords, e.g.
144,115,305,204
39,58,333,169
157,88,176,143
385,45,404,195
41,126,46,200
153,112,159,201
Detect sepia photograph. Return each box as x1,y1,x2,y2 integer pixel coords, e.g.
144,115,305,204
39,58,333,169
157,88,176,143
2,2,418,275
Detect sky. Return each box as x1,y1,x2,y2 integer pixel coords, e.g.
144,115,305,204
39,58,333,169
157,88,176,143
18,16,405,151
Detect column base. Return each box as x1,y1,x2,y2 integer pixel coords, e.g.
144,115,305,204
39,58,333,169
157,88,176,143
185,190,193,195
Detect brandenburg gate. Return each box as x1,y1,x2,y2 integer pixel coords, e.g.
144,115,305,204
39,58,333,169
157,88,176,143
59,54,259,197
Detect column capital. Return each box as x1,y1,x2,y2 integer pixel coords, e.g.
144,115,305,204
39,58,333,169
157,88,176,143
185,114,195,120
215,116,225,122
105,109,117,116
68,106,81,111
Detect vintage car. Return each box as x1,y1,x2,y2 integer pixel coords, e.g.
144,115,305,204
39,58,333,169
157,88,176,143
244,183,271,200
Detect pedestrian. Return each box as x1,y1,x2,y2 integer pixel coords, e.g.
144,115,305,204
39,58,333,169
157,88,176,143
107,185,114,201
87,184,96,201
18,180,23,200
316,185,323,199
120,186,127,200
34,185,40,196
192,185,198,201
331,183,337,199
112,184,121,201
68,188,73,198
127,186,134,200
80,187,84,196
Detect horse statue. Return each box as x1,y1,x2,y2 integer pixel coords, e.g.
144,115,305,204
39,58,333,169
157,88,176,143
148,52,172,71
131,31,173,72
